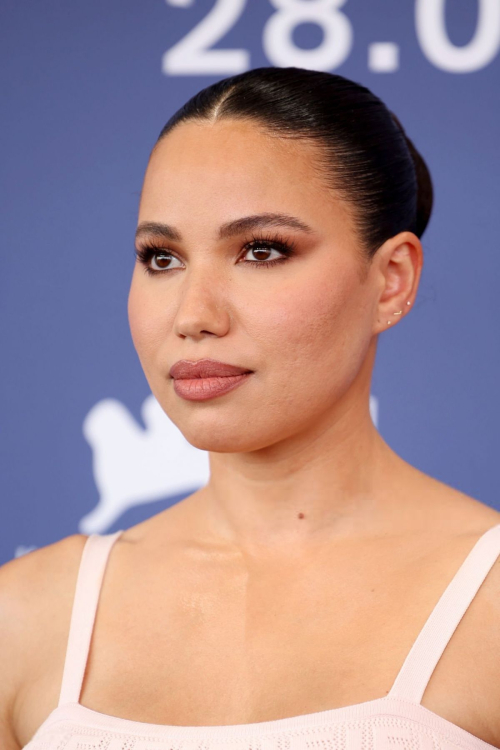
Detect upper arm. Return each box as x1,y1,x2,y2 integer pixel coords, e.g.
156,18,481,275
461,552,500,747
481,555,500,746
0,533,88,749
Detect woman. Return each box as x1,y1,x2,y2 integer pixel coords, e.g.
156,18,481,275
2,67,500,750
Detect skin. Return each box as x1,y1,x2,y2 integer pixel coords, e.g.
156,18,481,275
2,118,500,749
128,117,426,550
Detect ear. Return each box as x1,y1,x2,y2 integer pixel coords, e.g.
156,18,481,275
372,231,423,335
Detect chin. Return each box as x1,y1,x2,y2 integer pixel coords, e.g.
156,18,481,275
184,429,262,454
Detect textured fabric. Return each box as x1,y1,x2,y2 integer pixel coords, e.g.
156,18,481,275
23,523,500,750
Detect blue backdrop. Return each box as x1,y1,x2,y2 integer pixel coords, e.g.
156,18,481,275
1,0,499,564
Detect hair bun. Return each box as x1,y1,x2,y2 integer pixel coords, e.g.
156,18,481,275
390,112,434,238
159,67,435,256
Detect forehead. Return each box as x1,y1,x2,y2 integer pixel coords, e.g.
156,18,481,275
139,119,353,238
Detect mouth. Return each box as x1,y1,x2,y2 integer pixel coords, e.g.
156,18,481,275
169,359,254,402
169,358,254,380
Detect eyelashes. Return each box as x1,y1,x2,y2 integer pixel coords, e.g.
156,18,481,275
134,233,297,277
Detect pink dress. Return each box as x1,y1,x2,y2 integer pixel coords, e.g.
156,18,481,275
24,523,500,750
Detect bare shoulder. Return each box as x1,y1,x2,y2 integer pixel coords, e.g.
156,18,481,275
0,533,89,750
463,508,500,741
402,462,500,536
451,511,500,747
412,475,500,743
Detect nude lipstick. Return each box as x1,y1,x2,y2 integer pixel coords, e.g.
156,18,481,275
169,358,254,401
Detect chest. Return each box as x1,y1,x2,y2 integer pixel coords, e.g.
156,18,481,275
22,546,500,748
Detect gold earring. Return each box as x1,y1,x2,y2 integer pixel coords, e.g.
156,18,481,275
387,301,411,325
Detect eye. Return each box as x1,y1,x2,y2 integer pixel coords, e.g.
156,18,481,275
241,243,286,264
239,236,296,268
149,252,182,271
134,246,183,275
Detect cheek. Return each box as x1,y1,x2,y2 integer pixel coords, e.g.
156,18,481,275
127,274,171,362
248,266,371,418
254,271,353,370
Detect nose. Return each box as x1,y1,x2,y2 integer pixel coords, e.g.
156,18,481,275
173,269,231,341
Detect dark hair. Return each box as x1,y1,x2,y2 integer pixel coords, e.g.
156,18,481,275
154,67,433,261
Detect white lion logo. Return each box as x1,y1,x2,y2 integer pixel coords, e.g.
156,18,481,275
79,394,210,534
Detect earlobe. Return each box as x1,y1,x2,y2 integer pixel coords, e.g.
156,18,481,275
386,300,412,326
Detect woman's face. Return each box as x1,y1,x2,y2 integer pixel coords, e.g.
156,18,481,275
128,119,382,453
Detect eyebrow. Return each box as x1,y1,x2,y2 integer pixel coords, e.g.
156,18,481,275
135,213,315,243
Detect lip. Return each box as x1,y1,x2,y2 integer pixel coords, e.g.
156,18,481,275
169,358,254,402
169,358,253,379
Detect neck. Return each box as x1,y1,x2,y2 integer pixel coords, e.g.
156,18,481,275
195,402,406,556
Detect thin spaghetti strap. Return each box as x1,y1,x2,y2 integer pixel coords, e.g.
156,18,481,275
58,529,124,707
387,522,500,704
